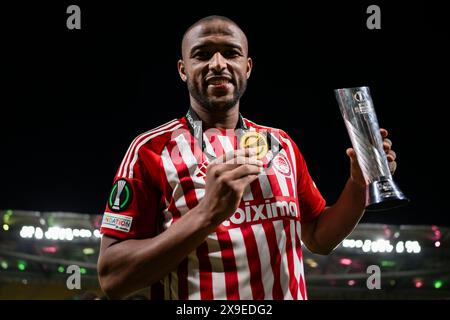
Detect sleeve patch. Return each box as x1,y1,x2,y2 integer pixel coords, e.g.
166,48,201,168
101,212,133,232
108,179,133,212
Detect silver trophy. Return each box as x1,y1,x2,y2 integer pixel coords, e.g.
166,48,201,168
334,86,409,211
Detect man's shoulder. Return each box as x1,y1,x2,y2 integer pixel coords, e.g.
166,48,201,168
129,118,187,155
244,118,291,139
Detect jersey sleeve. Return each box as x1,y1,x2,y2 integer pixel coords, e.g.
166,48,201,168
290,136,326,223
100,143,162,240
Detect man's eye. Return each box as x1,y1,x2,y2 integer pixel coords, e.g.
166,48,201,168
223,50,240,58
194,52,211,60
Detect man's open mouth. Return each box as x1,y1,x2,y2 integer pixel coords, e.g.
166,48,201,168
206,76,232,86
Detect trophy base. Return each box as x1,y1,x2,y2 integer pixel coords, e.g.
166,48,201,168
366,177,409,211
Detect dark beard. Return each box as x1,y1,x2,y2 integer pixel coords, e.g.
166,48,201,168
187,78,247,112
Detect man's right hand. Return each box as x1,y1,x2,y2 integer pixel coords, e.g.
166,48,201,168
197,148,263,229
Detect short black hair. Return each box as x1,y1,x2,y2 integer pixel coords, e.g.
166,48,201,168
182,15,239,41
181,15,246,56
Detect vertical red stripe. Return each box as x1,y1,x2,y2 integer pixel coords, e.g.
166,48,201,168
205,130,227,157
265,166,282,197
249,174,264,200
279,139,298,198
197,242,214,299
241,226,265,299
262,222,284,299
284,173,295,198
161,156,182,221
283,220,298,299
166,136,198,210
294,222,306,299
299,275,307,300
280,137,296,176
217,231,240,299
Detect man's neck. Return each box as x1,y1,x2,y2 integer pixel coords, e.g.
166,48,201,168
190,102,240,129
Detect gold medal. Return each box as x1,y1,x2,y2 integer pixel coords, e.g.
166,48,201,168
239,131,268,159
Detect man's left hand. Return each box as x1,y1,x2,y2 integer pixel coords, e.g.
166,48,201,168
346,128,397,188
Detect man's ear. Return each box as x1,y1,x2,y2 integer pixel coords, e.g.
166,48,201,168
178,60,187,82
246,57,253,79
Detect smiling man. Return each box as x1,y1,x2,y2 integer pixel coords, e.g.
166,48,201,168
97,15,398,300
180,16,251,120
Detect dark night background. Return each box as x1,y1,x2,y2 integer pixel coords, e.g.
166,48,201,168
2,1,449,226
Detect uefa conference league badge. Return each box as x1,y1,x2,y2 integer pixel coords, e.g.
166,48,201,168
108,179,133,212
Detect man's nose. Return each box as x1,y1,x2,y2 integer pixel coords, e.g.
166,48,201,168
209,52,227,72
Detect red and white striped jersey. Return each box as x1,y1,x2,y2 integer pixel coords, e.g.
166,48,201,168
101,117,326,300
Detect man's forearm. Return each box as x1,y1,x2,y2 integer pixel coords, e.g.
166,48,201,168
309,178,366,254
98,204,216,299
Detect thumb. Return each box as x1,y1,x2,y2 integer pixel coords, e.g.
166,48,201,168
346,148,357,161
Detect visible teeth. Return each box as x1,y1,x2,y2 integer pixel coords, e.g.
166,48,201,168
209,79,229,85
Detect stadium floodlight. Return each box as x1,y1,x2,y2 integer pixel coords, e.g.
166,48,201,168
305,258,318,268
396,241,405,253
414,278,423,288
17,260,27,271
433,280,443,289
83,247,95,255
20,226,35,238
362,240,371,252
41,246,58,253
381,260,395,267
339,258,352,266
34,227,43,240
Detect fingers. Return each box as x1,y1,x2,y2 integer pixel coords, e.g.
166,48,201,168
212,148,258,165
212,148,263,180
387,150,396,174
383,139,392,151
211,154,263,178
379,129,396,170
386,150,396,162
214,165,260,196
380,128,393,152
346,148,357,161
389,161,397,174
349,129,397,175
229,174,260,190
224,156,263,166
349,144,396,162
221,164,262,181
380,128,388,138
